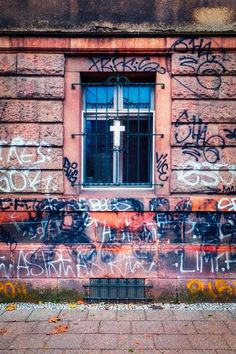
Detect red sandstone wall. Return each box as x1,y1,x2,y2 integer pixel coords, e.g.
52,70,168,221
0,37,235,302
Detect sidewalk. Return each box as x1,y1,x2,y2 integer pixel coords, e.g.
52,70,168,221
0,303,235,353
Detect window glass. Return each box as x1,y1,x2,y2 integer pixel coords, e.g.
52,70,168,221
123,86,151,109
85,86,114,109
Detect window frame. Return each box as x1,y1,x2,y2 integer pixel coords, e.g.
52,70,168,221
81,78,156,189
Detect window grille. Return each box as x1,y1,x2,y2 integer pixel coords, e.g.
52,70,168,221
71,75,164,187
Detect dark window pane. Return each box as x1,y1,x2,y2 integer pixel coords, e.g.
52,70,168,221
123,117,152,184
85,120,113,184
85,86,114,109
123,86,152,109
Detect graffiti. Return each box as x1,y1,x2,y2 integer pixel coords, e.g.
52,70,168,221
0,138,52,168
174,250,236,273
0,137,56,193
87,198,144,212
175,161,236,190
217,198,236,211
170,37,226,96
186,279,236,297
174,111,225,164
224,128,236,140
222,185,236,194
88,56,166,73
156,153,168,182
63,157,78,186
0,225,17,252
0,281,28,298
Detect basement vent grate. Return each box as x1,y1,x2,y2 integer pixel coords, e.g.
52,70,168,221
85,278,150,302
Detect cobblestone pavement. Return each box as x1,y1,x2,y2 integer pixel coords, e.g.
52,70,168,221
0,304,235,353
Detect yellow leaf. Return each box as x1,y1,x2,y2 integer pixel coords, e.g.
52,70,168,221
5,304,16,311
48,316,61,323
68,303,77,309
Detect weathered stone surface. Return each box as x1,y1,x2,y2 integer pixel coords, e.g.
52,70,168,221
171,170,236,193
17,54,65,75
40,124,63,146
172,76,219,99
0,100,63,122
172,100,236,123
172,53,236,75
0,147,63,169
0,54,16,74
0,170,63,193
172,76,236,99
0,77,64,99
220,76,236,98
0,123,63,146
172,148,236,169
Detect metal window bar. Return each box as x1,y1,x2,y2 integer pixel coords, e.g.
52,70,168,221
71,75,165,187
84,278,152,302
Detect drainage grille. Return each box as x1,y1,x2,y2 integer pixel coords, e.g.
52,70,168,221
85,278,148,301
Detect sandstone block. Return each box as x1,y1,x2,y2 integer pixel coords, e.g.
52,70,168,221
17,54,65,75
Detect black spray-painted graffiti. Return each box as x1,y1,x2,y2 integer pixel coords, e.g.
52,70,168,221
156,152,169,181
174,110,225,164
88,56,166,74
63,157,78,186
224,128,236,140
170,37,226,95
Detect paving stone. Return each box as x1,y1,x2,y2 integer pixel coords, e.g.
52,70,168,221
0,335,17,349
115,334,155,350
217,351,236,354
100,320,130,334
101,351,176,354
33,320,69,334
60,310,88,321
26,309,61,321
131,320,164,334
163,320,197,334
68,320,100,333
173,311,205,321
177,351,216,354
0,309,33,322
9,334,49,349
117,310,145,321
80,334,118,350
188,334,229,350
153,334,192,350
87,310,116,321
222,334,236,350
224,321,236,334
22,351,64,354
3,321,37,335
0,351,26,354
146,310,175,321
66,351,101,354
46,334,85,349
202,311,234,321
193,320,231,334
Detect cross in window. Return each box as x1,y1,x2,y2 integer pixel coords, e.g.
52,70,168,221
110,120,125,147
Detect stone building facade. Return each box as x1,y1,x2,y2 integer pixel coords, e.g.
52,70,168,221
0,0,235,301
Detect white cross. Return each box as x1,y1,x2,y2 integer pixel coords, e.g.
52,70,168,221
110,120,125,147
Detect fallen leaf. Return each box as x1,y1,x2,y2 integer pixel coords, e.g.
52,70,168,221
5,304,16,311
48,316,61,323
68,303,77,309
52,325,68,334
76,300,86,305
0,328,7,335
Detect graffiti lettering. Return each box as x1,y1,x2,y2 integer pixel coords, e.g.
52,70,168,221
88,56,166,73
156,153,169,182
63,157,78,186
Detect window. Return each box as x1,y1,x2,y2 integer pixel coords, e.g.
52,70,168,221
82,75,154,187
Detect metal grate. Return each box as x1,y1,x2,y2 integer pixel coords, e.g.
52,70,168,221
85,278,150,302
71,75,164,188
